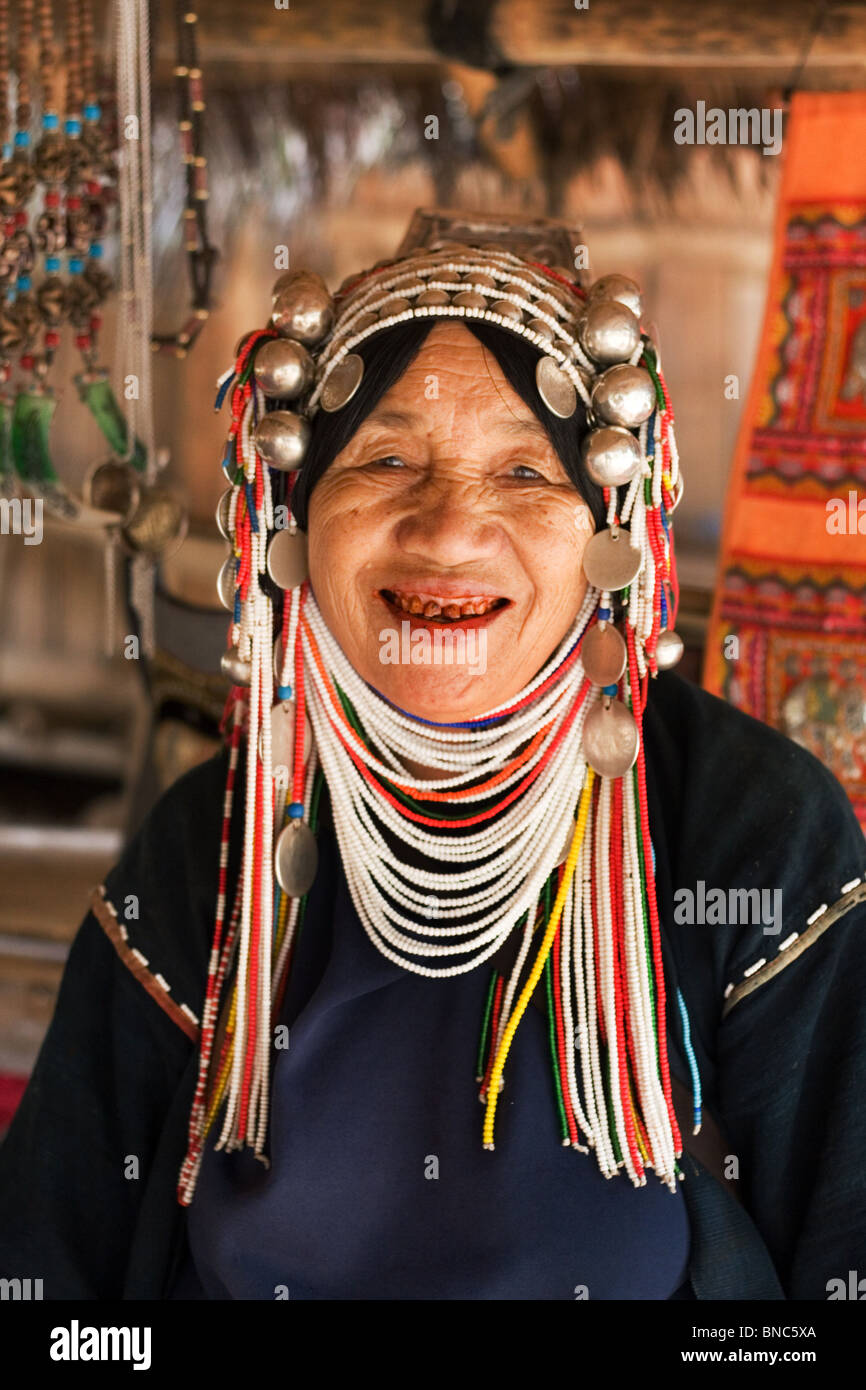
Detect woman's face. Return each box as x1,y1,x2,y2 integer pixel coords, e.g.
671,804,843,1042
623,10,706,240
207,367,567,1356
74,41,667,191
307,321,594,720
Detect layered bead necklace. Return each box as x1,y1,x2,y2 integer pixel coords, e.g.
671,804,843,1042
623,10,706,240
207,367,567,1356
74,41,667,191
302,587,596,977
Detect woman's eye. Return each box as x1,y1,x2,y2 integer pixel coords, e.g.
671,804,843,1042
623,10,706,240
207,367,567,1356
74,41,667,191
368,455,407,469
509,462,546,481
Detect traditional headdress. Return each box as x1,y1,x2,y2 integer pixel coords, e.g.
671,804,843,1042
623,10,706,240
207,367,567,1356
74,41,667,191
178,209,688,1205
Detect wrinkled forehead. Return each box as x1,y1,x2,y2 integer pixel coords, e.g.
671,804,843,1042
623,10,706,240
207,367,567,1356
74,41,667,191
352,320,540,420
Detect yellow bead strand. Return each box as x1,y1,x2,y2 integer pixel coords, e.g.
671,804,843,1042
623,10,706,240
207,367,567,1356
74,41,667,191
482,769,595,1148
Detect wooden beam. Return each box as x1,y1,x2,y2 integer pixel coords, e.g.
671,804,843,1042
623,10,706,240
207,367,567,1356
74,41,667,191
125,0,866,70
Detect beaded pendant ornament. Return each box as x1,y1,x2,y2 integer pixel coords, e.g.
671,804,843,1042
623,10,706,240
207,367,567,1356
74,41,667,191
177,210,688,1205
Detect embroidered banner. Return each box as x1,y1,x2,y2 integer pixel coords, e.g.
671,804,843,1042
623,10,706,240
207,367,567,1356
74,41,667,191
704,93,866,830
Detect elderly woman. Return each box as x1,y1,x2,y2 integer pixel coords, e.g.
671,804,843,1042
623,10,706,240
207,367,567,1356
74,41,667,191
2,213,865,1302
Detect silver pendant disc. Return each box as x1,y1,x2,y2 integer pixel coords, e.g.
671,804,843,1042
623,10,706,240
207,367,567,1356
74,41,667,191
581,622,627,686
266,528,309,590
215,487,233,540
535,356,577,418
217,554,236,609
321,353,364,412
582,527,642,592
582,699,640,779
259,699,312,772
274,819,319,897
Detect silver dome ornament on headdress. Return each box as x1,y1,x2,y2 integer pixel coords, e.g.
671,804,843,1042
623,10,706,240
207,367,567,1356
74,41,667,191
582,425,643,488
578,299,642,366
591,365,656,429
271,270,335,346
655,629,685,670
253,337,315,399
253,409,311,471
587,273,643,321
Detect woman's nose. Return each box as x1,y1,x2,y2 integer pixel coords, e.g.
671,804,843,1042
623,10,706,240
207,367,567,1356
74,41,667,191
393,475,503,566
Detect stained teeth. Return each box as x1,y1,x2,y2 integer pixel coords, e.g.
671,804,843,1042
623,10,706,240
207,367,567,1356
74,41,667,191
385,590,503,619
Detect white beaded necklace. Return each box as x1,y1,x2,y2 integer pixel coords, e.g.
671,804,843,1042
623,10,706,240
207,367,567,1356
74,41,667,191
301,585,600,978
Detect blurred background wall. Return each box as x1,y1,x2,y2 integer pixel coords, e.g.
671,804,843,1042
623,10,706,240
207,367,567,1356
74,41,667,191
1,0,864,1099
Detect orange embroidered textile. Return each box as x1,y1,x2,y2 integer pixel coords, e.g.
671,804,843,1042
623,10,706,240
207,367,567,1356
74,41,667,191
703,92,866,829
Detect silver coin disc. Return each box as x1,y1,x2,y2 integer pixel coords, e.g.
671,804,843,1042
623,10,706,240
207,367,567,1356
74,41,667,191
274,819,319,897
581,622,627,686
582,699,640,779
259,699,313,772
321,353,364,412
535,355,577,419
582,527,642,592
216,554,236,609
266,528,309,590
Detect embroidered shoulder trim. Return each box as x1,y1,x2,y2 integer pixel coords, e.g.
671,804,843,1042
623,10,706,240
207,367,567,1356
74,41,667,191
90,885,201,1042
722,877,866,1018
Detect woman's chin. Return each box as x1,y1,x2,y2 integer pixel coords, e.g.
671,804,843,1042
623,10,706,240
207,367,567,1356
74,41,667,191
362,663,505,723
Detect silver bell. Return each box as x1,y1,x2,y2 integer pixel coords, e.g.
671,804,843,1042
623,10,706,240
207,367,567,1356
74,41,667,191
582,426,643,488
578,300,641,366
591,365,655,429
655,629,684,670
221,648,252,685
271,271,335,346
254,337,315,399
254,410,311,471
587,273,643,321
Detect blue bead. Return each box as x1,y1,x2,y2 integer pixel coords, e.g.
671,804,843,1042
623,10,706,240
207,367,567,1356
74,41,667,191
42,112,59,131
602,683,619,696
88,242,103,258
276,685,293,701
597,606,612,621
65,118,82,136
14,131,29,147
68,258,84,275
17,275,31,291
46,257,61,272
84,103,101,121
214,376,234,412
287,802,304,819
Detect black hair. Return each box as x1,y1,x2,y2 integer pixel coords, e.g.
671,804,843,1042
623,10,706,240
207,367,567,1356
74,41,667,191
289,317,606,533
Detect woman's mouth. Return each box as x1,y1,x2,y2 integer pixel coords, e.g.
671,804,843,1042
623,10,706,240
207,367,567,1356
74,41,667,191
379,588,511,626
